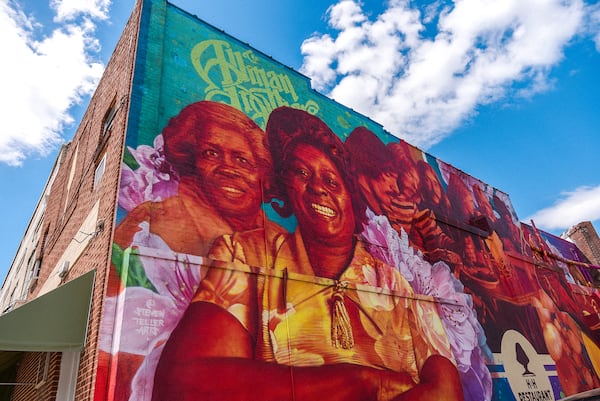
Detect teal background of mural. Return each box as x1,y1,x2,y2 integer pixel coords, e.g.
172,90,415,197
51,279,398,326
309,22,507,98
129,2,384,147
123,0,410,232
125,0,524,223
114,2,600,400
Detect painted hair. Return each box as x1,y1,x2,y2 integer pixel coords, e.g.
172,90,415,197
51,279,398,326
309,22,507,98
162,101,272,180
345,126,394,178
266,106,366,233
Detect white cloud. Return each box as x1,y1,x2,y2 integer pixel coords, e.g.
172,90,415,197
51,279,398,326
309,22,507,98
586,2,600,51
0,1,106,166
526,185,600,231
299,35,338,89
301,0,587,148
51,0,111,22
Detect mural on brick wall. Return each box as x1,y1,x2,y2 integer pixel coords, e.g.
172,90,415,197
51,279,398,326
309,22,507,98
96,2,600,401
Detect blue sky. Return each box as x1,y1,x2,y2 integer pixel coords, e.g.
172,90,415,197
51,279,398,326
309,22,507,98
1,0,599,280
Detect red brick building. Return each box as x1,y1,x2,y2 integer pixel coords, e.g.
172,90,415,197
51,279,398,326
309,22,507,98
563,221,600,286
564,222,600,266
0,2,141,400
1,1,599,400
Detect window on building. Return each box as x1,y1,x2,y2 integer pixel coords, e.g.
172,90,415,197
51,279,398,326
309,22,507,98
64,145,79,213
28,226,47,291
93,153,106,190
32,258,41,278
102,99,118,137
9,288,16,307
28,257,42,292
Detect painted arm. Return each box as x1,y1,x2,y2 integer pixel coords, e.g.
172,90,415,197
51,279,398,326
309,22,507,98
391,355,464,401
113,205,148,249
151,301,417,401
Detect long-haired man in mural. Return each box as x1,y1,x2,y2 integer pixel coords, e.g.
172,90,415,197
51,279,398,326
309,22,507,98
415,158,453,218
344,127,459,267
114,100,280,256
345,127,493,401
152,107,464,401
385,140,452,219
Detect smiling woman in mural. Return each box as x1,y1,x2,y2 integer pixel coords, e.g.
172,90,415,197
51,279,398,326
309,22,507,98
106,100,283,399
152,106,463,401
114,100,279,256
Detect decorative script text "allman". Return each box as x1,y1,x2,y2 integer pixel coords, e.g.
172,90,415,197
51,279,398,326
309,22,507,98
191,39,318,126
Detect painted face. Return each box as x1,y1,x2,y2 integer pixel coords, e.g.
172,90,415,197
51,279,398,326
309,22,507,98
195,123,262,220
284,143,355,245
369,171,403,213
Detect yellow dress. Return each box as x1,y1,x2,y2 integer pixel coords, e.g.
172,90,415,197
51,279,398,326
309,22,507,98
193,228,455,384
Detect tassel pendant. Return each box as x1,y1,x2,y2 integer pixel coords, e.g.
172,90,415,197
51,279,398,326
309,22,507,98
331,281,354,349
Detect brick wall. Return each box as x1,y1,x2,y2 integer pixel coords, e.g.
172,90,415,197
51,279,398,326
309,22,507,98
566,221,600,266
11,352,61,401
10,1,143,401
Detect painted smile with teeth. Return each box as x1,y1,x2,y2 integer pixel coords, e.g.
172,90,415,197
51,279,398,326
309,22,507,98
221,185,244,195
311,203,336,218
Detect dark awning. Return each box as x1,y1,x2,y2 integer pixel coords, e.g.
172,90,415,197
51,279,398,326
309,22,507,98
0,270,95,352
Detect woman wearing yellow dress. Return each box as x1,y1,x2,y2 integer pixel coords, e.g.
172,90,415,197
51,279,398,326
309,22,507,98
152,107,463,401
